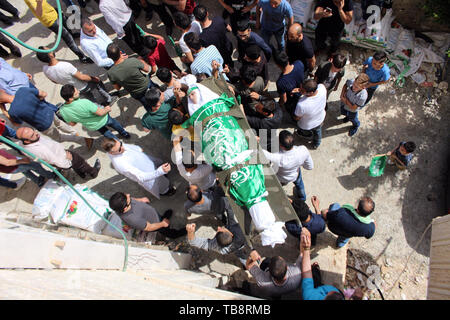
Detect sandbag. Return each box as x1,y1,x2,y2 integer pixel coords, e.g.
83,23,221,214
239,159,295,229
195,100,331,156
290,0,315,27
48,184,110,234
32,180,65,221
394,29,415,60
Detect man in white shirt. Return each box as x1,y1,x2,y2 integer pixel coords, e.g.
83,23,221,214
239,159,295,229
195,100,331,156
36,45,114,106
173,136,216,190
102,138,176,199
98,0,145,55
262,130,313,201
80,18,115,69
173,11,202,64
294,79,327,149
16,127,101,179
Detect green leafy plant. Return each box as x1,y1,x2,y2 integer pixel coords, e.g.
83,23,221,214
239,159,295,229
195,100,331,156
423,0,450,27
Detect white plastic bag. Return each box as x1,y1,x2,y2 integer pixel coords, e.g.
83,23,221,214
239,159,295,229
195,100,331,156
394,29,415,60
32,180,65,221
49,184,109,234
386,22,403,52
290,0,315,27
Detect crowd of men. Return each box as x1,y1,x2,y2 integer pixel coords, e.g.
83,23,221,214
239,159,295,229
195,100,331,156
0,0,417,300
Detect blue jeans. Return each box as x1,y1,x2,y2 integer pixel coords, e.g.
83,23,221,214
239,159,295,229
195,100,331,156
340,105,360,129
97,115,127,140
294,168,306,201
12,161,55,185
261,26,286,51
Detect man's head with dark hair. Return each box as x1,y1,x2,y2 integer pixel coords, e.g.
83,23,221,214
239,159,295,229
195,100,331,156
107,43,121,62
255,98,276,117
244,45,261,61
36,46,53,64
168,108,185,125
331,53,347,70
143,36,158,52
216,227,234,247
357,196,375,217
371,51,387,70
193,5,208,23
109,192,128,214
237,19,251,41
195,73,209,82
301,79,318,95
292,199,311,222
273,51,289,69
404,141,416,153
241,65,258,85
145,87,163,111
373,50,387,62
279,130,294,151
173,11,191,30
156,67,173,84
184,32,202,52
186,184,202,203
324,291,345,300
60,84,76,102
269,256,287,283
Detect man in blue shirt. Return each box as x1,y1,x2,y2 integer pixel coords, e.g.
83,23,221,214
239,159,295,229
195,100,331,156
300,228,345,300
236,18,272,62
1,87,92,148
256,0,294,51
363,50,390,105
0,58,34,95
274,51,304,110
322,196,376,248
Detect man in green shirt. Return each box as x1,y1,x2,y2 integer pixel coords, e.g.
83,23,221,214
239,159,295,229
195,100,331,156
106,43,158,112
141,87,174,140
59,84,130,140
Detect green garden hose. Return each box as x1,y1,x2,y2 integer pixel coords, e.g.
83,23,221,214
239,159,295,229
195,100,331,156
0,0,63,53
0,135,129,272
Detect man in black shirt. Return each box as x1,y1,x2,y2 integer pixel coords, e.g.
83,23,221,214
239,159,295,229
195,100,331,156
286,23,316,74
194,5,234,67
313,0,353,56
242,45,269,88
109,192,186,243
219,0,258,34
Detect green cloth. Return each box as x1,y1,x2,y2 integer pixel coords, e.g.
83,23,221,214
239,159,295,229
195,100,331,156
368,155,387,177
141,97,174,140
182,94,267,208
107,58,150,97
59,98,108,131
342,204,374,224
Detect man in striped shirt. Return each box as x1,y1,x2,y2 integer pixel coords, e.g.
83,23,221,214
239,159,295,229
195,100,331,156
184,32,228,81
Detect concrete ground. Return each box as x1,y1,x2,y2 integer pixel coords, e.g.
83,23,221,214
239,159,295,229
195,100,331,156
1,0,448,300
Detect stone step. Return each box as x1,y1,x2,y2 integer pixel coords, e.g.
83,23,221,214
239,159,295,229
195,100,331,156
0,269,258,300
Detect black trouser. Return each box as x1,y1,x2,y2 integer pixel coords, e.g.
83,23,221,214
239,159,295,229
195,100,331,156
0,0,17,23
68,150,98,179
80,81,111,106
48,18,85,59
148,3,174,28
0,32,17,55
315,27,343,56
122,18,145,55
223,9,249,36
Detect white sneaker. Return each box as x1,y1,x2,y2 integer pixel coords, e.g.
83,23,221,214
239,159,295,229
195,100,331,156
13,177,27,190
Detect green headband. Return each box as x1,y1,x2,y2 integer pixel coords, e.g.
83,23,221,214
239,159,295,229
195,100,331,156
187,86,199,95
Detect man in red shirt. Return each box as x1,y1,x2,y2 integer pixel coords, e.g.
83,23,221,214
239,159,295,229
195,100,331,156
141,34,182,77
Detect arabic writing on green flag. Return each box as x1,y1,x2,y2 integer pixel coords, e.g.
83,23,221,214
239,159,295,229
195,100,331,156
368,155,387,177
